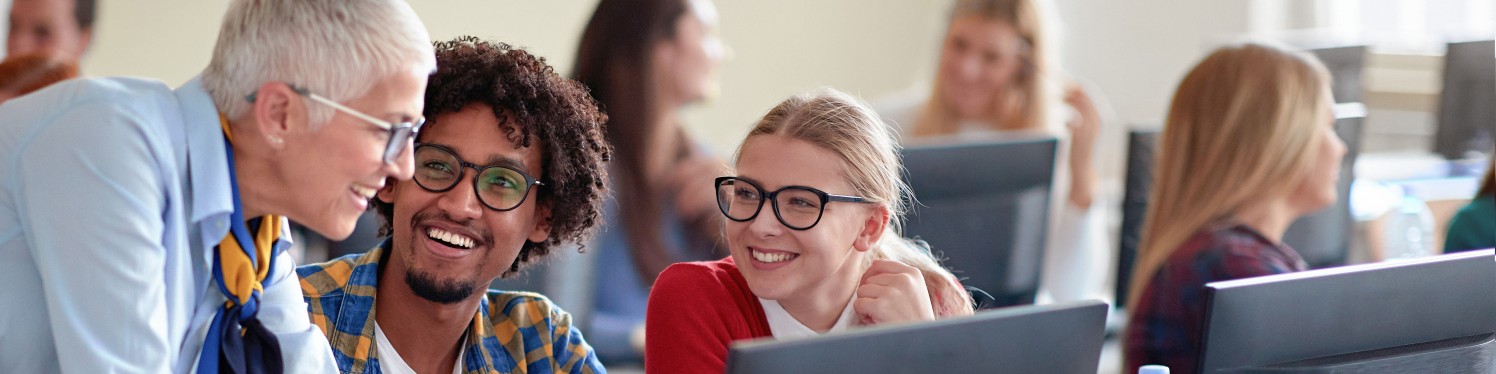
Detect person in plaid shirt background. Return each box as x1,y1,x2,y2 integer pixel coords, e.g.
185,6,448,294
1123,41,1347,374
298,36,612,374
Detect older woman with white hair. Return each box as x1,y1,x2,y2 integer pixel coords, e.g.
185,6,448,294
0,0,435,373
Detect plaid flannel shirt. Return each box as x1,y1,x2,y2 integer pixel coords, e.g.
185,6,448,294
1124,223,1308,374
297,242,604,374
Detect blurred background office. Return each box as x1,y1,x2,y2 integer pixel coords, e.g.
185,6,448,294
8,0,1491,373
38,0,1494,175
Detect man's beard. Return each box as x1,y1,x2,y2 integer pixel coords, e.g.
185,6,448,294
405,270,477,304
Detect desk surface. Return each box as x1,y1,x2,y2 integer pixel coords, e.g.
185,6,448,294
1355,151,1488,181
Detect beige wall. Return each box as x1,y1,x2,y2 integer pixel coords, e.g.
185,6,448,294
72,0,1277,157
76,1,948,155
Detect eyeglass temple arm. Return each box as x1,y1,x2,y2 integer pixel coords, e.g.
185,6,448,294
244,85,397,131
826,194,869,203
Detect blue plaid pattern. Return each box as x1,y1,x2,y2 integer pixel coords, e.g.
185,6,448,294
298,242,604,374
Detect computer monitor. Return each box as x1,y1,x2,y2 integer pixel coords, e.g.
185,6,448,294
725,300,1109,374
1434,39,1495,160
1308,45,1368,103
1114,128,1160,308
899,135,1058,308
1115,111,1367,307
1199,249,1496,373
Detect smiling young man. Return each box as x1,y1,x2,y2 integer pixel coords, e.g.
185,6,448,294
297,36,611,374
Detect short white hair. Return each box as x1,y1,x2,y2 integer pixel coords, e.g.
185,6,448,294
202,0,436,126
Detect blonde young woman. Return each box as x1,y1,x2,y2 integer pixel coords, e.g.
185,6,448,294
1123,42,1347,373
646,89,974,373
880,0,1110,303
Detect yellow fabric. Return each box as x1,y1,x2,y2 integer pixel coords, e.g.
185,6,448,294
218,113,235,143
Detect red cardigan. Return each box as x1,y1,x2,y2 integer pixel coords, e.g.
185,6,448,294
645,257,773,373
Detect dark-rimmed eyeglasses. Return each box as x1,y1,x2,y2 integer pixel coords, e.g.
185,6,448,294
246,84,424,163
413,143,543,211
715,176,871,230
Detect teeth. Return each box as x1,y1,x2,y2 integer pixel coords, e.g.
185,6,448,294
426,227,474,249
352,185,377,199
751,249,795,263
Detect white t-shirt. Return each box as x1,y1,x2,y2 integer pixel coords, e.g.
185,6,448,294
757,297,858,339
374,323,465,374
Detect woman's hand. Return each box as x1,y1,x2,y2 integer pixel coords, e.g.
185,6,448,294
854,260,936,325
1063,82,1101,209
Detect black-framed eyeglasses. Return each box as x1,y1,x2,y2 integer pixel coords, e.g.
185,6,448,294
413,143,544,211
715,176,872,231
247,84,425,164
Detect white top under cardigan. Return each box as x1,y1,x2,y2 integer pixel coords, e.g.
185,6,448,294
758,296,859,339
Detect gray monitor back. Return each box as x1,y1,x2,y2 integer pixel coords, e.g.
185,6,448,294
726,300,1109,374
1308,45,1368,103
1115,129,1160,308
900,136,1058,307
1435,40,1495,160
1200,250,1496,373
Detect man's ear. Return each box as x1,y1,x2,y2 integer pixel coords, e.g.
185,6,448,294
852,206,889,253
375,178,398,204
527,200,553,244
77,28,94,57
249,82,303,148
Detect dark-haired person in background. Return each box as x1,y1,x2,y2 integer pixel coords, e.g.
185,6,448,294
7,0,94,63
298,37,610,374
572,0,729,362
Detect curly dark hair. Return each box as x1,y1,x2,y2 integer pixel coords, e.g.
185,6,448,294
375,36,611,277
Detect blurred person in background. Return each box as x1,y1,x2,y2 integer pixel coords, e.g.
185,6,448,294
1442,160,1494,253
571,0,730,363
0,53,77,103
879,0,1112,304
1124,42,1345,373
7,0,94,64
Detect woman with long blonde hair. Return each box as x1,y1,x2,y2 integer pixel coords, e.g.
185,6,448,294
907,0,1058,136
646,88,973,373
881,0,1111,303
1123,42,1346,373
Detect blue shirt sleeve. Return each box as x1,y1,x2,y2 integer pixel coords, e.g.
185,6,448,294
17,99,174,373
